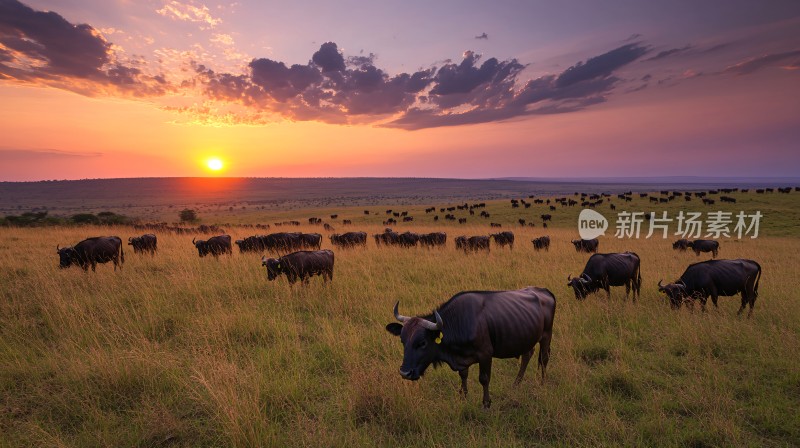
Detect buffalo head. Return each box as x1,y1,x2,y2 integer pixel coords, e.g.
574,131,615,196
658,279,688,308
56,245,76,268
261,256,281,280
192,238,208,257
385,301,444,381
567,273,594,300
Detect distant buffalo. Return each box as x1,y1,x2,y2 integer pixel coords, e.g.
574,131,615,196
571,238,599,253
128,234,157,255
658,259,761,316
531,236,550,251
688,239,719,258
490,231,515,249
672,239,690,251
456,235,490,252
235,235,267,253
568,252,641,301
330,231,367,248
419,232,447,248
193,235,232,258
57,236,125,272
386,287,556,408
262,249,334,284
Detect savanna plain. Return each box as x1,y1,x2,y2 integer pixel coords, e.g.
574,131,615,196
1,187,799,447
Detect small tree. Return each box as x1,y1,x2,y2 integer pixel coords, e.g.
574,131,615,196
179,208,198,223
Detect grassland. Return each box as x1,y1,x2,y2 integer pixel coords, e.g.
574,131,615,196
1,188,799,447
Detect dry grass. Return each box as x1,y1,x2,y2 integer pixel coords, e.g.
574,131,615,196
1,223,799,447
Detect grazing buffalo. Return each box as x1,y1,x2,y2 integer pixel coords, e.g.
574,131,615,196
374,229,401,246
193,235,232,258
531,236,550,251
386,287,556,408
672,239,690,251
235,235,267,253
57,236,125,272
128,234,157,255
490,231,515,249
540,214,552,222
456,235,490,252
262,249,334,284
567,252,641,301
398,231,420,247
330,231,367,248
688,239,719,258
571,238,599,253
419,232,447,248
301,233,323,250
658,259,761,316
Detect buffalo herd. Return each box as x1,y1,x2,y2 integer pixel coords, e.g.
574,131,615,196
53,195,766,409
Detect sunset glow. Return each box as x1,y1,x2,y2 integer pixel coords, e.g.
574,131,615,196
0,0,798,181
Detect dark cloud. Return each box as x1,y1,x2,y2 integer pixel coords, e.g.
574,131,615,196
475,33,488,40
645,45,692,61
723,49,800,75
556,43,650,88
0,0,168,96
312,42,346,72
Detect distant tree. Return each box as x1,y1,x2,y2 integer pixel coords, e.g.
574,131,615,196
180,208,198,223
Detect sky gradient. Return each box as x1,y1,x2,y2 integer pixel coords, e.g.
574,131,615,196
1,0,798,181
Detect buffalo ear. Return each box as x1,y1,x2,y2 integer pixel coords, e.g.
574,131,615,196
385,323,403,336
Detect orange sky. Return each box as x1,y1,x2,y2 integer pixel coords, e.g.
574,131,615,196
1,0,799,180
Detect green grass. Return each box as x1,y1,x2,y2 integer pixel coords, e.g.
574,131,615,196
1,191,799,447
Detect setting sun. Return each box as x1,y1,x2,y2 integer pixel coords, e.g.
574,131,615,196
207,158,224,172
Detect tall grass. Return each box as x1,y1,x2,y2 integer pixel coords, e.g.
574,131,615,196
1,222,799,447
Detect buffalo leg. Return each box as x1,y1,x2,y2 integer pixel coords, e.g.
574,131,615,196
478,359,492,408
625,281,631,300
514,348,534,385
538,336,551,383
737,294,747,316
459,368,469,398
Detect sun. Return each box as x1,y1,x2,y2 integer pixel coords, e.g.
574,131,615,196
207,158,224,171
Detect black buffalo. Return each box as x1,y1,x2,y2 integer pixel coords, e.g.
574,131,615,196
490,231,515,249
531,236,550,251
261,249,334,284
672,239,690,251
374,229,401,246
57,236,125,272
688,239,719,258
192,235,232,258
658,259,761,316
330,231,367,248
398,232,420,247
456,235,490,252
386,287,556,408
567,252,641,301
571,238,599,253
235,235,267,253
128,234,157,255
419,232,447,248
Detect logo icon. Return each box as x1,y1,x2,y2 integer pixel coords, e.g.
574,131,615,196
578,209,608,240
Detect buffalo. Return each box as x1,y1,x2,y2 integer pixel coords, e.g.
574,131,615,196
235,235,267,253
386,287,556,408
571,238,599,253
193,235,232,258
658,259,761,316
330,231,367,248
128,234,157,255
419,232,447,248
262,249,334,284
456,235,490,252
57,236,125,272
688,239,719,258
531,236,550,251
490,231,515,249
567,252,641,301
672,239,690,251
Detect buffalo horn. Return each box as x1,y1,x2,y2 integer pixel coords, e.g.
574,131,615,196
419,310,443,331
393,301,410,323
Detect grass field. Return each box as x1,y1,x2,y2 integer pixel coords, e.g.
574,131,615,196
1,188,800,447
